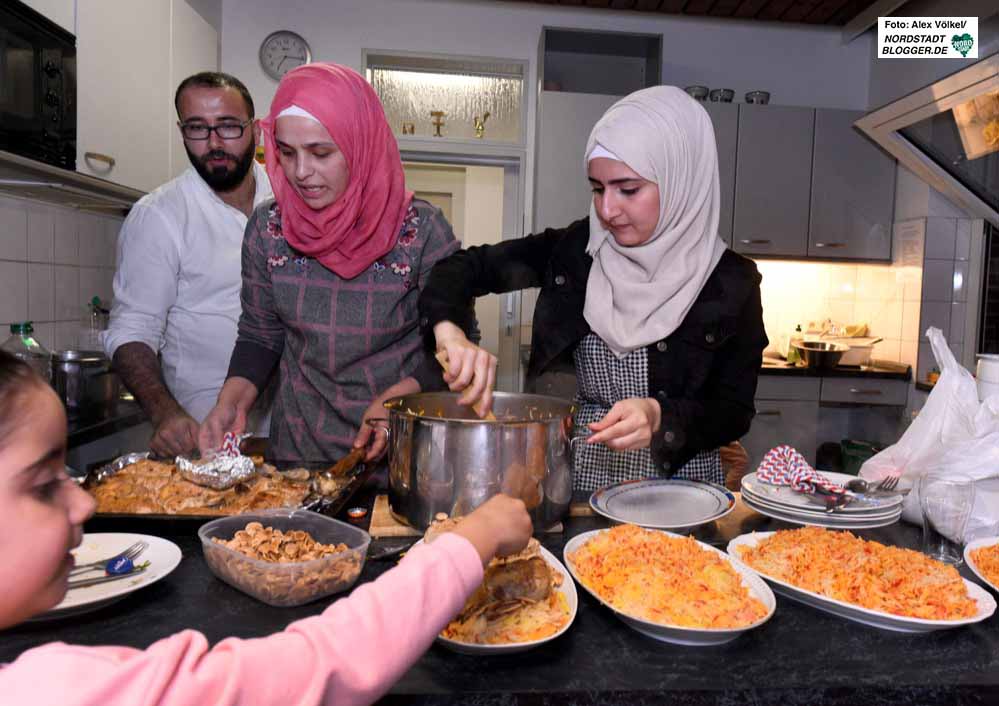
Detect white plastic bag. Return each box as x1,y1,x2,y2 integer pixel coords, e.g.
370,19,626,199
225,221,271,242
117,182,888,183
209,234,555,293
859,327,999,540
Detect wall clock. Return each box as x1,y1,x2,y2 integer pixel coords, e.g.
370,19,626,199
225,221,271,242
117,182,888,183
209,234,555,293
259,30,312,81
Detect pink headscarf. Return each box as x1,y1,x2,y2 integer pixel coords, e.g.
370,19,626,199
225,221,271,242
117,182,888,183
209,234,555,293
259,63,413,279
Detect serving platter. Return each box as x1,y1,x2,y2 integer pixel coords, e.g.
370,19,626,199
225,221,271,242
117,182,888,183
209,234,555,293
84,454,371,533
564,528,775,646
589,479,736,530
435,544,577,655
728,531,995,633
964,537,999,594
31,533,182,621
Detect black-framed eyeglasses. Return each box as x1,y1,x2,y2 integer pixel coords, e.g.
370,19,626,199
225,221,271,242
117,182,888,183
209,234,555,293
178,119,252,141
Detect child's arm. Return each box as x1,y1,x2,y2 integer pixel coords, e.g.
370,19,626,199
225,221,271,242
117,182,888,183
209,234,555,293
0,533,482,706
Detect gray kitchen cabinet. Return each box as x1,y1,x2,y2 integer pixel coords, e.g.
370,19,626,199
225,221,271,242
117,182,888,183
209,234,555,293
703,103,738,247
741,399,820,472
820,378,909,406
808,109,894,260
733,105,814,258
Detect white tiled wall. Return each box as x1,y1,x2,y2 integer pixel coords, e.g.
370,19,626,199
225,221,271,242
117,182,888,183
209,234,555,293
0,195,120,352
755,217,923,369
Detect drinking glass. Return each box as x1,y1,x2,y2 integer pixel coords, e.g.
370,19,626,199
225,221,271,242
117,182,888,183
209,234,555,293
919,472,975,565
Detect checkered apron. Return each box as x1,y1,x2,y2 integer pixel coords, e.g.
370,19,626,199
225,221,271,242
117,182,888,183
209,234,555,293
572,333,722,491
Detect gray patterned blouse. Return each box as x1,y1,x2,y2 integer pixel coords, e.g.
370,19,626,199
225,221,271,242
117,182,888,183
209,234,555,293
228,198,458,463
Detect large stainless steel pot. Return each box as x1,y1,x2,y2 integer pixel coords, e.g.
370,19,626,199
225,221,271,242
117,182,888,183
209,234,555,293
383,392,575,530
51,350,121,419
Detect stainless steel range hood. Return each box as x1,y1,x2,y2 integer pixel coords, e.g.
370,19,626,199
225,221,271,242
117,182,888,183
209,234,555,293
856,53,999,226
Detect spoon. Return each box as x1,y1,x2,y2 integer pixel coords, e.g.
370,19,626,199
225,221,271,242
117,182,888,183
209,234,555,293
846,478,871,493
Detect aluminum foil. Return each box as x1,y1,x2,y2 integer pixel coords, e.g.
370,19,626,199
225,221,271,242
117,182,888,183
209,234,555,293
93,452,151,483
176,453,257,490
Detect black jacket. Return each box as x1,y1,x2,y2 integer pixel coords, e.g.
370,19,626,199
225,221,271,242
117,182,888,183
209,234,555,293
419,218,768,475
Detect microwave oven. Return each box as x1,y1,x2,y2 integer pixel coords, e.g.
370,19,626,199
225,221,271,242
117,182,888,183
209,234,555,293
0,0,76,170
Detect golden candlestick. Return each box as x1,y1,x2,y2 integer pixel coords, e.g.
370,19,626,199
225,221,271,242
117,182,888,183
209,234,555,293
473,111,491,139
430,110,446,137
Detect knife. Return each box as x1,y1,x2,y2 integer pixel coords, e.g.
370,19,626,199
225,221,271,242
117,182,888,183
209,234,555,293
68,566,148,590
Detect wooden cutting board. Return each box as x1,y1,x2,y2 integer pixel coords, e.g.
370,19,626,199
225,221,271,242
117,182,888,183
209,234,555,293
368,495,594,538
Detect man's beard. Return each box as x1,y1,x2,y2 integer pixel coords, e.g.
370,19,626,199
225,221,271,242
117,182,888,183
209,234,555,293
186,141,256,193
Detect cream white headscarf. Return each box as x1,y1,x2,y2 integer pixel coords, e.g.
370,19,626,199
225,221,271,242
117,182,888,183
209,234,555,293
583,85,727,358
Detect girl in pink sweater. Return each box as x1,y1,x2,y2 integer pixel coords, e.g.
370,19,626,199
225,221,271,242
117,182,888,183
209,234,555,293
0,350,533,705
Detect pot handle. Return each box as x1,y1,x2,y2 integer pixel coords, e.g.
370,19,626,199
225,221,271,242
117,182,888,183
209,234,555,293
365,417,391,442
569,427,592,453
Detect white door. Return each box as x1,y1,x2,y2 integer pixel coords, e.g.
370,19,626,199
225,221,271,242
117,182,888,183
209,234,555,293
403,161,518,389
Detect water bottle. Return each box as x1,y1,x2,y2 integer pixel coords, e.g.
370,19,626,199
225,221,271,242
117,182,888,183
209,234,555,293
1,322,52,382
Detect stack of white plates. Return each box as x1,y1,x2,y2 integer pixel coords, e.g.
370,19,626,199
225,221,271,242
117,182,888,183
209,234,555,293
740,471,903,529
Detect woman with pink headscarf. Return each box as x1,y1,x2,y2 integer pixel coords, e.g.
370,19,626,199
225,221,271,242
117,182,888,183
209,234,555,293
199,63,461,464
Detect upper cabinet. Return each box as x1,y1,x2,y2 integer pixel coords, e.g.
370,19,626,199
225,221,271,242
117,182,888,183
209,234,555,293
730,105,895,262
703,102,737,247
808,109,894,260
733,105,814,258
77,0,219,193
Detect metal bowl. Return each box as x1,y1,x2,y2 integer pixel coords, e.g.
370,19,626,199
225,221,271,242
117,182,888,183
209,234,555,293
745,90,771,104
793,341,849,369
684,85,709,101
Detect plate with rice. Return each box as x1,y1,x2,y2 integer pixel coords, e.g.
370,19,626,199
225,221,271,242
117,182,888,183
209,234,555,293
965,537,999,594
563,524,775,645
729,528,995,632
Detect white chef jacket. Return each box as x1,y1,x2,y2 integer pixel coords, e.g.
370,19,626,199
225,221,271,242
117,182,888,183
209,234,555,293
102,163,273,429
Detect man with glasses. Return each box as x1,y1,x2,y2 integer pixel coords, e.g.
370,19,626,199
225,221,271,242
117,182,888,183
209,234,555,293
102,72,273,457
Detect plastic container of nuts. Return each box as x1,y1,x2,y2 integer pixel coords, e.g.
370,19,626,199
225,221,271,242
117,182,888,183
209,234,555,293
199,508,370,607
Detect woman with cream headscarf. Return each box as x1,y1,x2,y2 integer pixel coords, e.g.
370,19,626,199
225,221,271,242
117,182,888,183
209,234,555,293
200,63,461,464
420,86,767,489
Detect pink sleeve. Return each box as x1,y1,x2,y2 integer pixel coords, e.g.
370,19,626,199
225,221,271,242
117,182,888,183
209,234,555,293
0,533,482,706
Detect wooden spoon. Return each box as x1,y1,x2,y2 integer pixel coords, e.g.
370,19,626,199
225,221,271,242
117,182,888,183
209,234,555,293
435,349,497,421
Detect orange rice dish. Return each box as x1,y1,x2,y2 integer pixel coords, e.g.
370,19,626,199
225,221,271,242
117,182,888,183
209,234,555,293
969,543,999,588
567,524,768,629
736,527,978,621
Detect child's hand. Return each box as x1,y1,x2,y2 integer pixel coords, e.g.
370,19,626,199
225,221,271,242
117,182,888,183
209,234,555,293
452,494,533,566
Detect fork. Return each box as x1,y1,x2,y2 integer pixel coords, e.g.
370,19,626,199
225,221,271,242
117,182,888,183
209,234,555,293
68,565,148,590
876,475,900,492
69,541,147,576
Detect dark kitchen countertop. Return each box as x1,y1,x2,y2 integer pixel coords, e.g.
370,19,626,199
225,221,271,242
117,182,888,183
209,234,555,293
67,398,147,449
4,486,998,706
761,358,912,381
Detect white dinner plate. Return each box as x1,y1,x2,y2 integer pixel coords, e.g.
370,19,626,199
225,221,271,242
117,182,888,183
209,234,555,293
727,531,995,633
435,544,577,655
742,495,901,530
741,472,903,514
964,537,999,594
589,479,736,530
30,533,183,621
740,482,904,518
741,488,903,520
564,528,775,646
